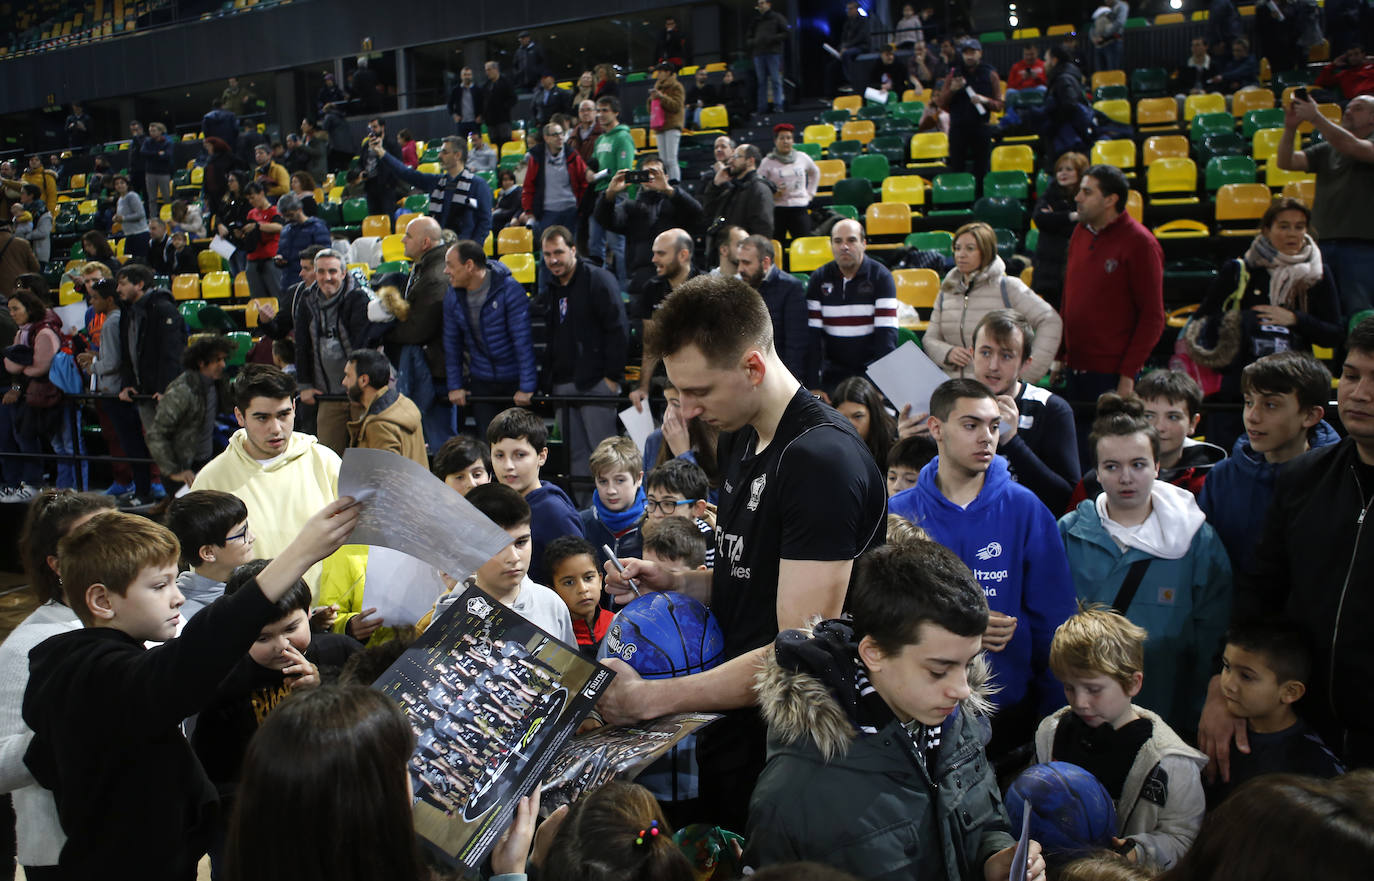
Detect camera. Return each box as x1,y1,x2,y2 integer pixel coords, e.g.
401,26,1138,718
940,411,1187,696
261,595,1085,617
624,169,653,184
1293,87,1309,102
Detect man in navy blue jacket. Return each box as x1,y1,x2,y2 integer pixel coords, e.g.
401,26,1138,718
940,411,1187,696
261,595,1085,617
803,219,898,394
442,239,538,440
889,378,1077,762
372,136,492,245
273,193,332,290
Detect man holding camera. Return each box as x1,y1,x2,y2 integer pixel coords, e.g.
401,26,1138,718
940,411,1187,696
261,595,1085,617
357,118,401,215
592,156,706,301
1276,92,1374,317
373,135,493,247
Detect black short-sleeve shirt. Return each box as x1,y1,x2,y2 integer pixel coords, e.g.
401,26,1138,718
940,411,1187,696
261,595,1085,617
711,387,888,660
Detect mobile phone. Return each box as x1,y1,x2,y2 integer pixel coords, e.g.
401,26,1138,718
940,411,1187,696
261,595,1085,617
624,169,653,184
1293,87,1309,102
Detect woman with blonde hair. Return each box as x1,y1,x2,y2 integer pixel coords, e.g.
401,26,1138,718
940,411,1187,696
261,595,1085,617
922,221,1062,383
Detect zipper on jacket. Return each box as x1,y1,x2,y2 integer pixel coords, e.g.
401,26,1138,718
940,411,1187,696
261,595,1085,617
1327,465,1370,723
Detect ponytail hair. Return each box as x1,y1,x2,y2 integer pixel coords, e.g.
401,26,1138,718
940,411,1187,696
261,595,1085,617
540,782,695,881
1089,393,1160,464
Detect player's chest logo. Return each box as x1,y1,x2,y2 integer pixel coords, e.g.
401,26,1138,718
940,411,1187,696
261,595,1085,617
747,475,767,511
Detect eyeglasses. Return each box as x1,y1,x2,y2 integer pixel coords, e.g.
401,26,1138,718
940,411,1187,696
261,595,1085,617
225,524,253,545
644,497,698,514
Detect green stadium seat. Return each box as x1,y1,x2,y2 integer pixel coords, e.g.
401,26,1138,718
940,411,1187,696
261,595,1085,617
796,142,823,160
828,139,864,163
1124,16,1150,28
929,173,977,214
178,300,207,331
820,109,850,125
374,260,412,275
1272,69,1313,93
850,154,890,184
890,101,925,124
983,171,1029,200
857,103,888,120
1198,131,1248,165
832,178,875,211
830,204,859,220
1191,112,1235,144
403,194,430,213
905,231,954,255
868,136,908,166
972,197,1028,231
341,198,369,224
994,227,1019,263
1131,67,1169,98
1093,84,1129,102
317,201,343,228
225,331,252,367
1007,89,1046,111
978,31,1006,44
1242,108,1285,139
1205,155,1258,191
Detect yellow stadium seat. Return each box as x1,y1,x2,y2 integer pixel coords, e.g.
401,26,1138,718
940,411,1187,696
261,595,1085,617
1309,39,1330,63
500,141,525,158
361,215,392,238
1136,97,1179,128
1299,103,1342,135
910,132,950,165
1215,183,1274,236
172,274,201,301
990,144,1034,175
1126,189,1144,223
866,202,912,237
1012,27,1041,39
417,163,440,175
1091,70,1127,91
1260,57,1273,84
328,185,344,201
1282,179,1315,206
500,253,536,284
1266,163,1315,188
1168,303,1199,329
893,268,940,310
1093,99,1131,125
1143,135,1189,165
703,61,728,73
197,249,222,275
1155,12,1184,24
840,120,876,145
630,127,647,149
803,124,838,149
114,237,125,259
815,159,847,189
245,297,277,328
78,199,97,215
190,167,203,185
1146,157,1199,204
394,212,421,233
901,88,920,103
699,105,729,129
381,234,407,263
234,272,250,300
201,270,231,299
1252,128,1283,166
1152,218,1211,239
1091,139,1137,171
59,281,80,305
788,236,832,272
881,175,926,207
159,203,173,221
1231,87,1274,117
833,95,862,115
497,226,533,256
1047,24,1075,36
1184,92,1226,121
679,65,699,76
484,232,494,256
69,173,86,190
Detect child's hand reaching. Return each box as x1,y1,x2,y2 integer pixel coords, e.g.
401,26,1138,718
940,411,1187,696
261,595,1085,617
281,645,320,690
310,604,339,632
491,786,541,875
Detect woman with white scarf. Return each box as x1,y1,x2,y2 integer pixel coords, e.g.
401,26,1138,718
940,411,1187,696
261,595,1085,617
757,123,819,241
1187,197,1343,448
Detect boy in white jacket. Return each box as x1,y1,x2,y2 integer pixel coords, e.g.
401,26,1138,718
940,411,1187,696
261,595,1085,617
1034,607,1206,869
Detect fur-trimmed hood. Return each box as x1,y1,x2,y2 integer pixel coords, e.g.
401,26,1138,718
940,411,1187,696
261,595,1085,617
756,618,997,762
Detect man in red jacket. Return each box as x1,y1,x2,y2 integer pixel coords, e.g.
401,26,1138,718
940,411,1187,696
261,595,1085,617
1060,164,1165,465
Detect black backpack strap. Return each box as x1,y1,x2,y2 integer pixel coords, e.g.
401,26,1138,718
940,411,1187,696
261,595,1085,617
1112,559,1152,614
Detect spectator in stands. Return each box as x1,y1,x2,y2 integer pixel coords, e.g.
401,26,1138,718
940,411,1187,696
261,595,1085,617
81,230,119,277
236,119,268,170
169,199,206,240
127,121,148,198
703,143,775,256
1208,0,1245,51
75,275,151,499
64,102,93,149
316,71,348,115
491,168,523,231
294,248,372,455
442,239,537,440
1316,43,1374,99
593,63,621,101
21,156,56,215
531,72,572,130
259,243,323,343
826,1,871,96
299,120,329,182
249,143,287,202
1172,36,1216,96
593,155,706,299
242,182,283,303
804,218,898,393
281,133,310,176
1006,43,1048,102
758,123,819,241
166,230,199,275
513,32,546,91
1277,92,1374,317
1200,319,1374,774
376,217,450,448
342,349,427,466
273,193,331,291
220,76,256,116
1031,150,1087,310
146,334,234,493
448,66,485,142
627,227,702,407
349,56,384,114
649,63,686,184
395,128,419,169
467,132,498,175
1185,197,1344,450
832,375,896,470
589,96,637,287
569,98,601,166
319,104,355,171
869,44,908,95
908,37,945,87
287,172,318,216
111,175,150,261
1256,0,1323,75
736,234,807,381
710,223,748,277
484,61,519,147
538,224,628,486
374,135,493,246
719,68,753,124
685,69,719,129
145,218,173,275
200,137,241,217
922,221,1061,383
115,263,186,451
1061,164,1165,462
1,287,64,495
894,4,923,48
1091,1,1130,73
940,37,1003,184
1207,37,1260,92
519,121,591,290
140,122,175,213
11,184,51,264
202,98,238,149
356,118,399,216
656,15,691,68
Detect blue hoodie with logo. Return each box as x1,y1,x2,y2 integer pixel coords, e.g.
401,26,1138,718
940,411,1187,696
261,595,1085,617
889,456,1077,715
1197,421,1340,577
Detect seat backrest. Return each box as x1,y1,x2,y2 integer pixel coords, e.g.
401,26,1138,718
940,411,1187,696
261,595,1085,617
197,249,223,275
1231,87,1274,117
699,105,729,129
905,231,955,255
1093,99,1132,125
840,120,877,145
990,144,1034,174
832,178,874,210
1184,93,1227,121
1090,138,1136,169
881,175,926,206
497,226,534,255
833,95,862,115
850,154,890,183
1143,135,1189,165
1126,190,1144,223
1282,178,1315,206
972,197,1027,230
983,170,1029,200
172,273,201,301
1146,157,1197,194
201,271,231,299
816,159,847,187
361,214,392,238
500,253,536,284
1136,97,1178,125
804,124,838,146
932,173,976,205
865,202,912,236
893,268,941,309
788,236,833,272
1252,127,1283,164
1205,155,1257,190
1215,183,1274,221
1091,70,1127,90
1242,107,1285,138
909,132,949,160
341,197,369,223
381,233,407,262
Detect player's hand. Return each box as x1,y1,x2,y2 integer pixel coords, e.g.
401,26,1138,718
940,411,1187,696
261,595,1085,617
981,611,1018,652
995,394,1020,444
602,556,674,604
898,404,932,438
491,787,540,875
984,839,1045,881
281,644,320,689
347,607,384,642
596,657,656,725
1199,675,1249,783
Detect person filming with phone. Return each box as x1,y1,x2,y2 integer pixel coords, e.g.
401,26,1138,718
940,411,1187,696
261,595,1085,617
1276,90,1374,318
592,155,705,301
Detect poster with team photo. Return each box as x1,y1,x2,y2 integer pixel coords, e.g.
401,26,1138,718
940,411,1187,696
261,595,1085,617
372,585,614,872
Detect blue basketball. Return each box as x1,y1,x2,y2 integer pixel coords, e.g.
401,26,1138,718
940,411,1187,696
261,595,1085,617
596,592,725,679
1005,762,1118,861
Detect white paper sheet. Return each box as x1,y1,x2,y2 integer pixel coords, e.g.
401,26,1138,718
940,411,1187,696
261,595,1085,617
618,404,656,454
865,340,951,419
363,547,451,626
53,303,86,336
208,235,236,260
337,448,514,581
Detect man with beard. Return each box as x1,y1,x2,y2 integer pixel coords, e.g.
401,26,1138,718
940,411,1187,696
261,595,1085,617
736,235,806,381
343,348,427,466
702,143,774,255
628,228,701,410
293,248,372,454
